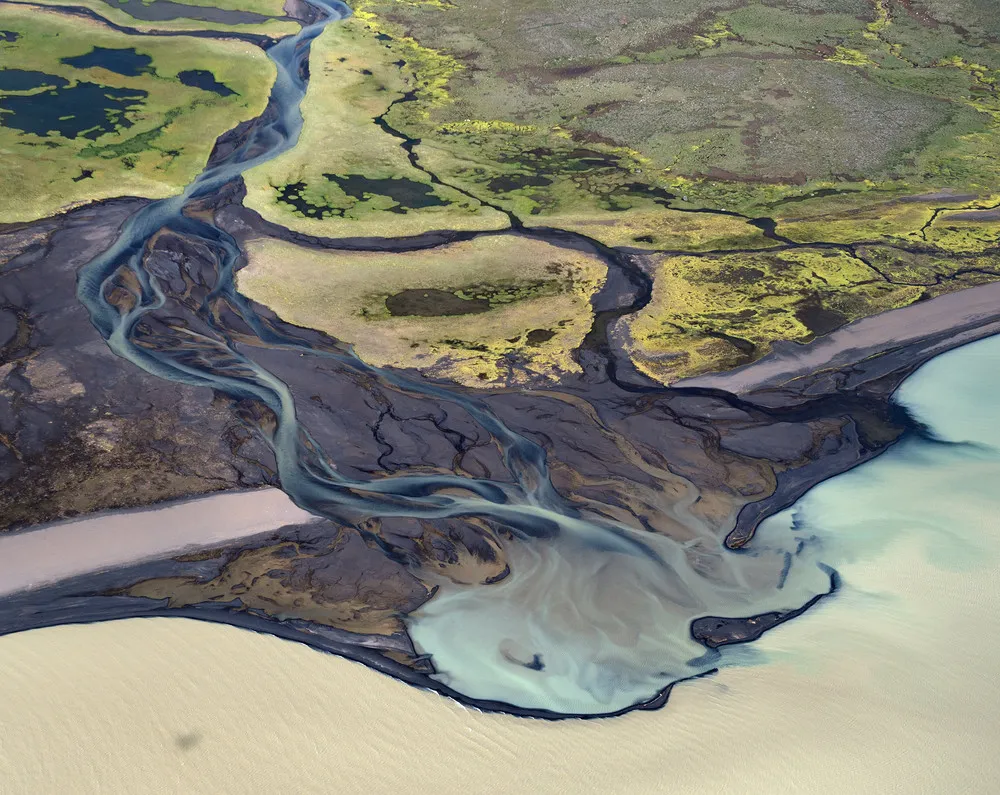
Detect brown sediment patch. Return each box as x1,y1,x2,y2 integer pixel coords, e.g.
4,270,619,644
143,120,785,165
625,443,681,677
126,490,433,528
125,527,431,636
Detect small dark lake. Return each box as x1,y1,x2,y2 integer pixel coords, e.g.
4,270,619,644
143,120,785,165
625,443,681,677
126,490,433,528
385,289,491,317
62,47,153,77
0,82,147,139
325,174,449,211
178,70,236,97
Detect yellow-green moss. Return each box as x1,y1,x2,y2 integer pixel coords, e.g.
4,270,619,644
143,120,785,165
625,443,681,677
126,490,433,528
624,248,925,383
825,46,877,67
692,20,735,50
522,208,775,251
922,210,1000,252
0,5,275,223
237,235,607,387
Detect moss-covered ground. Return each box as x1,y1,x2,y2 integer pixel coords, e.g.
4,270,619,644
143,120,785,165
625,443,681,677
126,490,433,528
340,0,1000,244
624,240,1000,382
236,235,606,386
0,4,275,222
241,16,509,237
277,0,1000,383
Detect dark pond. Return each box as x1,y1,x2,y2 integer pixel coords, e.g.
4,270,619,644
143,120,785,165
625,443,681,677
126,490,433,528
525,328,555,345
795,300,848,337
62,47,153,77
0,82,148,139
0,70,68,92
276,182,344,219
325,174,449,211
385,289,491,317
178,69,236,97
98,0,275,24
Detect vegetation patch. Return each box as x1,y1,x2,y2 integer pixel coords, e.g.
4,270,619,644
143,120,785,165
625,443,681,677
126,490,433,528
0,4,275,222
242,16,507,238
624,244,1000,383
236,235,607,387
343,0,1000,247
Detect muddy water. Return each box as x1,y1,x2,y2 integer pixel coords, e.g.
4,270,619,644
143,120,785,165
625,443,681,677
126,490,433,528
2,333,999,792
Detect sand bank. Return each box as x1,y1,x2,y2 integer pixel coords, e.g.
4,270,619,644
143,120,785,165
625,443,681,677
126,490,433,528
0,488,319,597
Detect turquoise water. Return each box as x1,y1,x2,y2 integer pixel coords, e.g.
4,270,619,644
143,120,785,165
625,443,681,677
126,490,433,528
408,333,1000,714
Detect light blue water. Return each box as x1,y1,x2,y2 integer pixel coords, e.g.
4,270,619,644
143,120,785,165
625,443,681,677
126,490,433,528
409,334,1000,713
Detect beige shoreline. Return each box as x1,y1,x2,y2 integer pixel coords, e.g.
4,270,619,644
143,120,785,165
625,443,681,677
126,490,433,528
0,488,320,597
2,319,999,793
0,474,996,794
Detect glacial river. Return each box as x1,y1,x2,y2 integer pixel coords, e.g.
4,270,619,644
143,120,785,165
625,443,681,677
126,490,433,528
60,0,844,717
2,330,998,792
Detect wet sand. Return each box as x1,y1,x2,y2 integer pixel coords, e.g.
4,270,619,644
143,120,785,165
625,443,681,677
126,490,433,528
0,488,319,597
2,335,1000,793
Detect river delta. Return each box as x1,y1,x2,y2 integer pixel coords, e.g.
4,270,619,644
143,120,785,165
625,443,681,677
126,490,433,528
1,0,1000,727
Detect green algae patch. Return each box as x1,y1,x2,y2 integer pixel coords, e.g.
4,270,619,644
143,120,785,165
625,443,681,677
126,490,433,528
623,248,926,383
236,235,607,387
0,5,275,223
242,16,507,238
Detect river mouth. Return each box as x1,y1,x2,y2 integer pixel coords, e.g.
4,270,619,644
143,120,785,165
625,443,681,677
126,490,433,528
2,0,995,722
